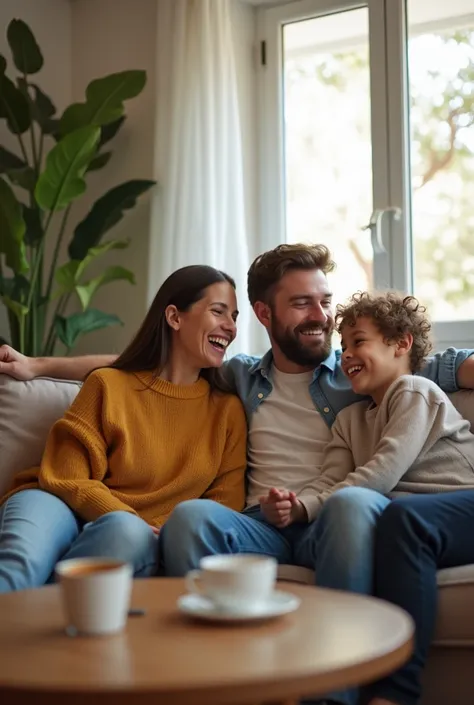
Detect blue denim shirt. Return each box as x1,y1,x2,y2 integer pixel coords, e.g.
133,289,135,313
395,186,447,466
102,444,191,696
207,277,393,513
225,347,473,428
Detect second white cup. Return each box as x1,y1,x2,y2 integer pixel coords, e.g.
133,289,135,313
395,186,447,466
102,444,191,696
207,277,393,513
186,554,277,614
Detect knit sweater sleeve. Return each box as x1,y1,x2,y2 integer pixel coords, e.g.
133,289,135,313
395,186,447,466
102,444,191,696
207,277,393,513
202,396,247,511
301,380,444,520
298,414,355,521
38,371,137,522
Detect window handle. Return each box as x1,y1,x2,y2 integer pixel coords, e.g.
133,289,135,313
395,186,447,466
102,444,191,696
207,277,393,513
362,207,401,255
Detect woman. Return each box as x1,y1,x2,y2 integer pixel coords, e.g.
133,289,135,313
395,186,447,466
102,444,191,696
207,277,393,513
0,265,247,592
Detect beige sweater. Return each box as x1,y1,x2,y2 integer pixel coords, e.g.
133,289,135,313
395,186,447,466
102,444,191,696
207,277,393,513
300,375,474,521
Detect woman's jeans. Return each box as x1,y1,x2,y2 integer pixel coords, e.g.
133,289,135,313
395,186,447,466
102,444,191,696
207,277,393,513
0,489,159,593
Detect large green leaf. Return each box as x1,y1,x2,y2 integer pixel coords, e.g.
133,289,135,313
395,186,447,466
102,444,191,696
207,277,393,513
0,176,28,273
76,266,135,310
0,146,25,172
75,239,130,278
35,126,100,211
18,79,56,132
55,240,129,296
7,19,43,74
87,151,112,172
68,179,155,260
45,118,61,140
99,116,125,148
22,205,43,245
0,273,30,302
60,71,146,135
7,165,36,190
0,61,31,134
1,295,29,320
30,83,55,118
55,309,122,350
0,273,29,348
54,260,80,295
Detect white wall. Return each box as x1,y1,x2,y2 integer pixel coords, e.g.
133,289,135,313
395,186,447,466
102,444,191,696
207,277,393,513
0,0,72,343
70,0,158,355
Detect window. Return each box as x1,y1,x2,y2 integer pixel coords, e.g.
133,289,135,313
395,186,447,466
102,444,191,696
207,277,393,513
258,0,474,348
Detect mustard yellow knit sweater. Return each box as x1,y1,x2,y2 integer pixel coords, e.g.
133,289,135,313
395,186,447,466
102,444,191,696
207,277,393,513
2,369,247,527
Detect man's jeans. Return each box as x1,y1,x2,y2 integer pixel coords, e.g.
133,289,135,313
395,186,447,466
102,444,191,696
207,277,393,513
161,486,391,705
0,489,159,592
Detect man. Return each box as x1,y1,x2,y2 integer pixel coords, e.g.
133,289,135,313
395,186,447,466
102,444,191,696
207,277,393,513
1,244,473,705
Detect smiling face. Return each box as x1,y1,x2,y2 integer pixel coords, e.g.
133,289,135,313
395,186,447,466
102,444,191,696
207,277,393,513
341,316,412,404
254,268,334,372
167,282,238,371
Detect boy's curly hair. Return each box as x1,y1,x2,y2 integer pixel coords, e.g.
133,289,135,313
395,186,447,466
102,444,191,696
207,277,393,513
335,291,432,372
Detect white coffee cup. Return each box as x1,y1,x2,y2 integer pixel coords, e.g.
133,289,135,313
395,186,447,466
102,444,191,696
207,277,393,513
186,554,277,614
55,557,133,636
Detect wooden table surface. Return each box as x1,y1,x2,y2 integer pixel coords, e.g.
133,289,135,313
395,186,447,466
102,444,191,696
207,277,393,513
0,578,413,705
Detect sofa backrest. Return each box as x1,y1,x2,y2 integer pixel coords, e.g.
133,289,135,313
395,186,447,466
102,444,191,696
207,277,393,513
0,375,81,496
1,374,474,498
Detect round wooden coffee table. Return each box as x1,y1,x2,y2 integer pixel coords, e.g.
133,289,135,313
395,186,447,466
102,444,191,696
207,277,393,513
0,578,413,705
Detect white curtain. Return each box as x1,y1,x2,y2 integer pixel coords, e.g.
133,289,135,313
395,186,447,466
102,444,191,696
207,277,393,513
152,0,252,355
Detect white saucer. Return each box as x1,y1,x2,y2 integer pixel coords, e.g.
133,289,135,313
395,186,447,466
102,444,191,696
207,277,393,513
177,590,301,623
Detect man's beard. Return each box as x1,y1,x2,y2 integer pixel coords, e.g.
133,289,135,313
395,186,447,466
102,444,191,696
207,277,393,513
271,317,333,367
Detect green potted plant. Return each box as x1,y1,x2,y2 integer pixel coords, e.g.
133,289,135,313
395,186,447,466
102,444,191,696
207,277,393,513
0,19,155,355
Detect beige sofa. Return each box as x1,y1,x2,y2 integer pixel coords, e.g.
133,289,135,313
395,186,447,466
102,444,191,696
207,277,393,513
1,374,474,705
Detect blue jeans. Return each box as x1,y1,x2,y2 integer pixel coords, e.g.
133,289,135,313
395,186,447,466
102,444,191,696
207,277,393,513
0,489,160,593
161,487,391,705
367,490,474,705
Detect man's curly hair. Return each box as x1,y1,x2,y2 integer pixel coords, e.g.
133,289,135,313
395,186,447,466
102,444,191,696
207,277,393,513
335,291,432,372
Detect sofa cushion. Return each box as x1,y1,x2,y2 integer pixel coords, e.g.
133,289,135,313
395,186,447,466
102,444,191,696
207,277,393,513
0,375,81,496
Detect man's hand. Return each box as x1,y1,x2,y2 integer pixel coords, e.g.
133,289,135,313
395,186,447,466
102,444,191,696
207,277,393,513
0,345,37,381
457,354,474,389
0,345,116,382
150,526,161,536
259,487,307,528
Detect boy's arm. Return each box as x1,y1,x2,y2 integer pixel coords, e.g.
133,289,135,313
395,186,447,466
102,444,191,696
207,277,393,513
0,345,116,381
302,388,442,521
297,418,355,520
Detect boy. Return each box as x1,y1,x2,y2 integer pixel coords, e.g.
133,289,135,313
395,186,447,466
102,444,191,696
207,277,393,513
260,292,474,528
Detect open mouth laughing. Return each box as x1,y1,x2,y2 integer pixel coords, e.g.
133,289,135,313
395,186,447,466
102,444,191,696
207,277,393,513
208,336,230,353
346,364,364,378
297,325,327,338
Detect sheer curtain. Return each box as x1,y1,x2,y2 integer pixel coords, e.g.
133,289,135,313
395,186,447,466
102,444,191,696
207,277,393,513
152,0,252,355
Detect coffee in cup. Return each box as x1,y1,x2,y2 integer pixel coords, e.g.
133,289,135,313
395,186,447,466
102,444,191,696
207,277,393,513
186,554,277,614
55,557,133,636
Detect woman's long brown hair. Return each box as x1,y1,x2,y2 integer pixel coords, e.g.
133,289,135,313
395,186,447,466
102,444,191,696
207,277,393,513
110,265,236,393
